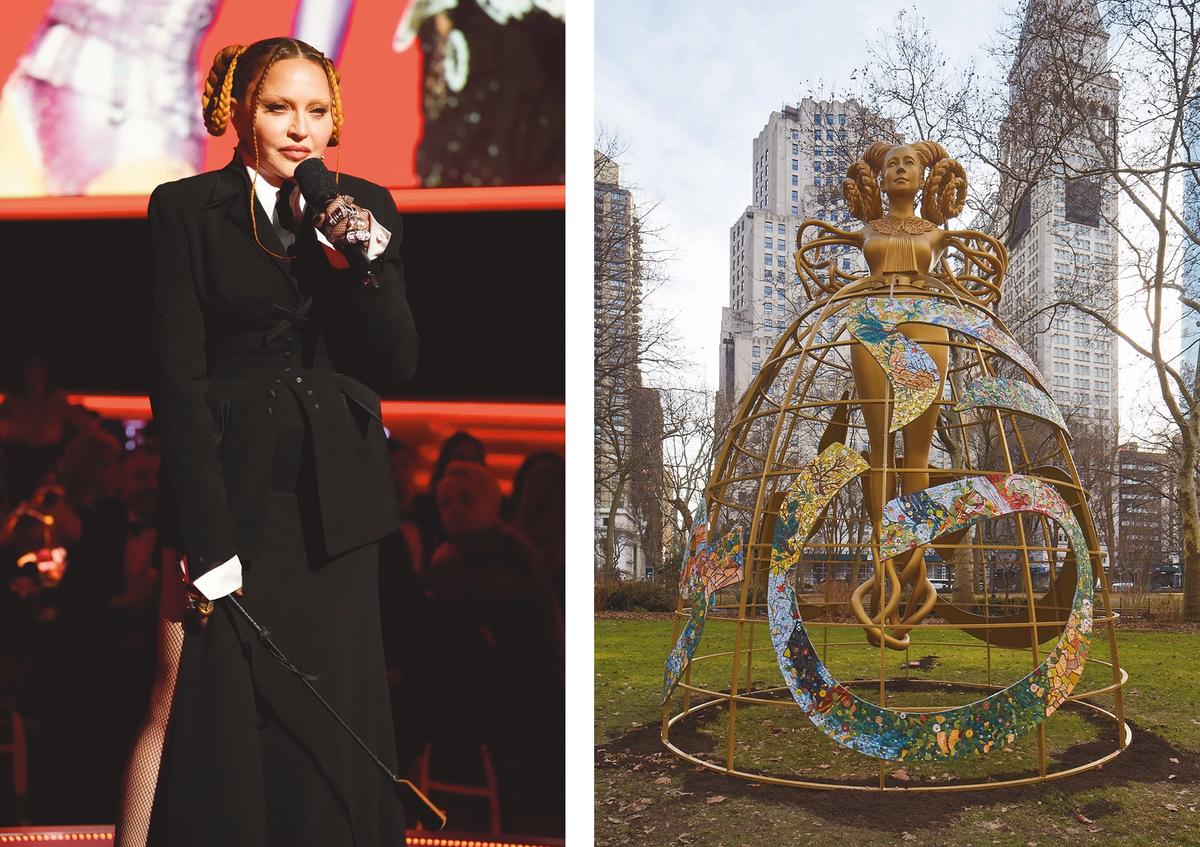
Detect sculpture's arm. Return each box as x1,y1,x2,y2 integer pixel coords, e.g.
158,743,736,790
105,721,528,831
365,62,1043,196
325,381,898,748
794,219,865,300
934,228,1007,305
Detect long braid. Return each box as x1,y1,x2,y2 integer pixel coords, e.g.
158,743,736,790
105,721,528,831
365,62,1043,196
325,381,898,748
323,58,343,187
248,44,295,261
323,58,344,147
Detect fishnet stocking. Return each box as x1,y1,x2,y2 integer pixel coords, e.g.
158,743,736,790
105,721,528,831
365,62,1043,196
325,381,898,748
113,553,188,847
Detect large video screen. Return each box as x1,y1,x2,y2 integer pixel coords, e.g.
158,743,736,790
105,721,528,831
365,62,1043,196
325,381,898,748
0,0,564,201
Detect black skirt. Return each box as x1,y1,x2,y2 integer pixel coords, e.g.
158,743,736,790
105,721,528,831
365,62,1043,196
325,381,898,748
121,384,405,846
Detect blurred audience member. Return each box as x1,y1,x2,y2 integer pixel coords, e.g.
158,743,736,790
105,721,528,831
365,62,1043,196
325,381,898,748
427,460,563,833
0,350,94,501
505,451,565,608
411,431,487,559
378,438,428,766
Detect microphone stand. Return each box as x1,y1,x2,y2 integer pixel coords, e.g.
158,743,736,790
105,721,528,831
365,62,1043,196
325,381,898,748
224,594,448,831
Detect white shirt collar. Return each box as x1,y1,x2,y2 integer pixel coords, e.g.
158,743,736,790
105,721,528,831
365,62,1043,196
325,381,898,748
245,165,306,226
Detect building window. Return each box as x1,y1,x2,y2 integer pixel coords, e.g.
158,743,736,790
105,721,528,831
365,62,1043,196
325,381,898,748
814,177,822,186
814,161,822,172
792,143,799,155
842,258,851,270
791,129,798,140
827,130,835,141
791,205,798,215
752,363,761,374
791,174,798,186
764,253,773,265
838,113,846,125
778,222,787,233
813,115,822,126
763,284,773,296
838,129,845,140
753,345,762,358
764,236,773,248
826,114,835,125
792,159,799,171
777,254,785,265
791,190,799,202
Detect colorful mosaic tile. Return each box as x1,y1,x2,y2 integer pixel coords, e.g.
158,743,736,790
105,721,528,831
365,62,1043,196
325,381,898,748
845,297,1046,433
662,506,746,704
953,376,1068,434
767,466,1093,761
842,301,941,433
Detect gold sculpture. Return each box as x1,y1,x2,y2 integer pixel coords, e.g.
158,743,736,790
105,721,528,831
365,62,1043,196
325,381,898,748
660,138,1129,791
796,141,1006,649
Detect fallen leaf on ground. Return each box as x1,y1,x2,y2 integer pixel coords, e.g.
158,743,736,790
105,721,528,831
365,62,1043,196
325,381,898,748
891,768,911,781
902,833,917,842
1164,803,1180,812
1075,812,1094,824
706,795,726,804
1170,757,1180,764
654,776,672,784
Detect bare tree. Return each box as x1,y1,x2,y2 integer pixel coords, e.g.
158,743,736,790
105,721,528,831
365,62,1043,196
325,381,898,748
594,131,685,579
1004,0,1200,618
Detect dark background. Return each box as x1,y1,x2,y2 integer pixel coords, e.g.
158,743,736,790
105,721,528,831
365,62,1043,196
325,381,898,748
0,210,564,401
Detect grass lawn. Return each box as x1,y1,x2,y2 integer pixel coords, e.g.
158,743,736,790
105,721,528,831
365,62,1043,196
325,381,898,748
596,616,1200,847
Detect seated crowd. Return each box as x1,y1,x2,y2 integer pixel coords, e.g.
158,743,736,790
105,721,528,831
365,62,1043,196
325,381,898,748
0,351,565,834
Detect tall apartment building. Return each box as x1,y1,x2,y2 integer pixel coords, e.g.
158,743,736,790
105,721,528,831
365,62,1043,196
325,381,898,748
1116,442,1173,581
999,0,1120,430
1182,91,1200,373
594,151,662,579
716,99,868,421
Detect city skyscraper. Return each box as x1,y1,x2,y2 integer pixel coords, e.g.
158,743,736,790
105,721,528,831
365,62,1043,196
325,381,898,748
1182,90,1200,374
999,0,1121,430
594,150,662,579
716,98,868,421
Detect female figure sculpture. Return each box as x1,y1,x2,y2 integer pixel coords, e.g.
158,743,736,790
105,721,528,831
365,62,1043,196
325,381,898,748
661,138,1124,776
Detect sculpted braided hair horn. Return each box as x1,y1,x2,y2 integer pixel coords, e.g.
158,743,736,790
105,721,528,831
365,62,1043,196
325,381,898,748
911,140,968,225
201,45,246,136
842,141,891,222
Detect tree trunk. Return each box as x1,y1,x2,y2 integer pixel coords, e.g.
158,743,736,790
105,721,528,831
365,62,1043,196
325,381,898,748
952,526,976,605
1178,444,1200,621
604,473,628,578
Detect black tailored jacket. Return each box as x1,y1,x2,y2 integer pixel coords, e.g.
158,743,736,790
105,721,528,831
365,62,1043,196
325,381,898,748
149,154,417,584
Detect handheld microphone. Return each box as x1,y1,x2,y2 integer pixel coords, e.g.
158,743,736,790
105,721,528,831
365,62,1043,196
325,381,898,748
293,158,379,288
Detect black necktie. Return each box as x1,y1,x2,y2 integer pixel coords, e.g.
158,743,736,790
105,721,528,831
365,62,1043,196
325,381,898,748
275,180,297,254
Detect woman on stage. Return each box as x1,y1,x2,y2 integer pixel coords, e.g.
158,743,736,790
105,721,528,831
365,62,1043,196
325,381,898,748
115,37,418,847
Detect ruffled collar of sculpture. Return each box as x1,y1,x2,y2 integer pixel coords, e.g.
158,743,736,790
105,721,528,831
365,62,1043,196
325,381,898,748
870,216,937,235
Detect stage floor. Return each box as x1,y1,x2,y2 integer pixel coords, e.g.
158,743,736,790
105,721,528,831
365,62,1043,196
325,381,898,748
0,825,565,846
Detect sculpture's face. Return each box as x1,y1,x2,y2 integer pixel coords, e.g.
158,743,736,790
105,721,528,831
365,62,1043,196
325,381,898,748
881,145,925,195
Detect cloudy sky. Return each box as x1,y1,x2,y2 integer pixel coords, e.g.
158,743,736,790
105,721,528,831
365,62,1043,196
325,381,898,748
595,0,1170,441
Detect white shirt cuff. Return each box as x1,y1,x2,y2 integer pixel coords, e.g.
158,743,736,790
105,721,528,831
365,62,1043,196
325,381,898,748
314,213,391,268
192,554,243,601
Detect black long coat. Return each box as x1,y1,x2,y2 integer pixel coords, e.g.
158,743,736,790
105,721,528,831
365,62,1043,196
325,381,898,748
148,154,417,584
